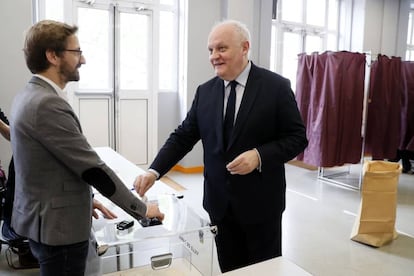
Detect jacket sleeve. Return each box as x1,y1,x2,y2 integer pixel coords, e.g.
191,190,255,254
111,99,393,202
33,95,147,220
82,165,147,219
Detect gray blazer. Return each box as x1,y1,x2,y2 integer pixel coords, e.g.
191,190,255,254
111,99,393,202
10,76,146,246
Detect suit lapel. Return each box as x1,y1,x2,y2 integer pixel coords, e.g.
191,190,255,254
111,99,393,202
214,80,226,150
227,64,261,149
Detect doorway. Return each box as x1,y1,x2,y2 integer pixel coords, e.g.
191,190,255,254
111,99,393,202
68,2,154,165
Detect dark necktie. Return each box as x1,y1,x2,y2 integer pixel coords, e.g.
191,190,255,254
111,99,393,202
223,80,237,147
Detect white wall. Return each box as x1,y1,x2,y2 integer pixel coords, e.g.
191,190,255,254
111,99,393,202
397,0,411,58
361,0,407,58
175,0,220,167
0,1,32,171
351,0,367,52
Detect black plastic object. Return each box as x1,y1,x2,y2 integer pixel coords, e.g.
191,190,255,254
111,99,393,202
116,220,134,230
139,217,162,227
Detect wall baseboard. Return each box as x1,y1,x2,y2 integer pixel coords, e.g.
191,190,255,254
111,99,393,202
172,164,204,173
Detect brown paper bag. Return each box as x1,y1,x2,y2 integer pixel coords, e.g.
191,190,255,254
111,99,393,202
350,161,401,247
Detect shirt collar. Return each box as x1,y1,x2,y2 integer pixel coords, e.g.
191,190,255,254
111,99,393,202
224,61,251,87
34,74,68,101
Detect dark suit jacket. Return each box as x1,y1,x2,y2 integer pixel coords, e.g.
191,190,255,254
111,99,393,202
151,63,308,223
10,76,147,246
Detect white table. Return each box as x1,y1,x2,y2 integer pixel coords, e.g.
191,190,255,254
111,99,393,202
94,146,176,196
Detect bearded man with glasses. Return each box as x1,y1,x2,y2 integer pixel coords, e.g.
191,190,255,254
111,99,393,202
10,20,164,276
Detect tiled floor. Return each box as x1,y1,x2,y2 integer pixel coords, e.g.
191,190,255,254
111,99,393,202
1,161,414,275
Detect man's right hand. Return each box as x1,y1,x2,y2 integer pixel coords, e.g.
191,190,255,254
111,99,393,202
146,203,165,221
134,172,157,197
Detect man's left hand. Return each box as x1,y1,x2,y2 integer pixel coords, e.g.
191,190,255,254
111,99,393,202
226,149,259,175
92,198,118,219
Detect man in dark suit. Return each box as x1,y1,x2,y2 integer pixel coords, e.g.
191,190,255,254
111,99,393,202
134,19,308,272
10,20,164,275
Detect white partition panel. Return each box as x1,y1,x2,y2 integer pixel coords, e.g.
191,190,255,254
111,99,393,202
79,98,111,147
118,99,148,165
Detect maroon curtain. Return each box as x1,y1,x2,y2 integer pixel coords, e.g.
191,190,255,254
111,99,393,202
401,62,414,151
364,55,402,159
296,51,366,167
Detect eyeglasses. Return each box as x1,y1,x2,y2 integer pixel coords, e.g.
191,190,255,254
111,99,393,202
63,49,83,56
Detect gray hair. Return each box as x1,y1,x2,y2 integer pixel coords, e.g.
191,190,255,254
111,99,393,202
211,19,251,56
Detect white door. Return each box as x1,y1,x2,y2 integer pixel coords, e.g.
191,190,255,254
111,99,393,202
68,2,154,166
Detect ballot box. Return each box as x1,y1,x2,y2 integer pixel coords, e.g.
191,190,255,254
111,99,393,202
93,147,215,275
93,194,215,275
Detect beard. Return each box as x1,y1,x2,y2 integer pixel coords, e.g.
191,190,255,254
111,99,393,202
59,61,80,83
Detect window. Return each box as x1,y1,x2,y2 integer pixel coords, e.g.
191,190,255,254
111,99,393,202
35,0,179,93
406,3,414,61
271,0,341,91
77,7,110,90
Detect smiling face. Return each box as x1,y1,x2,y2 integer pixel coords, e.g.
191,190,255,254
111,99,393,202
207,22,250,81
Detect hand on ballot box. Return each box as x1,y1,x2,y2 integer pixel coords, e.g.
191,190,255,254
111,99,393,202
145,201,165,222
92,198,118,220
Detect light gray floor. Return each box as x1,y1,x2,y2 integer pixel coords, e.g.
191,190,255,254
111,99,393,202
165,163,414,276
1,162,413,275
